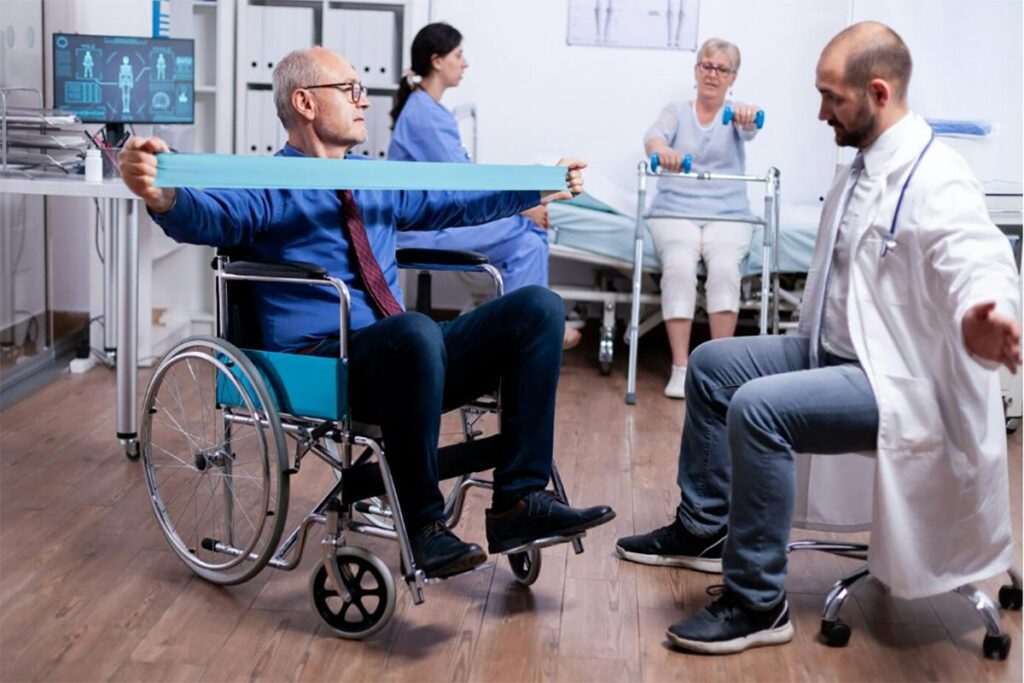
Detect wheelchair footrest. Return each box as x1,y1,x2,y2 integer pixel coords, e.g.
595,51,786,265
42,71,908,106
417,561,497,586
341,434,504,504
496,531,587,555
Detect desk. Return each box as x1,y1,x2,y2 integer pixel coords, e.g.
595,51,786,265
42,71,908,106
0,175,141,457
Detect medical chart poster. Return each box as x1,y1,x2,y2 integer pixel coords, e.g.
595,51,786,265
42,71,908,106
567,0,700,51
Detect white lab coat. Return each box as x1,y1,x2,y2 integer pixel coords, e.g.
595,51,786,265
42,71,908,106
795,113,1019,600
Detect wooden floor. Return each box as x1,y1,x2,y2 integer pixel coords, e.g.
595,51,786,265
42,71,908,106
1,333,1021,682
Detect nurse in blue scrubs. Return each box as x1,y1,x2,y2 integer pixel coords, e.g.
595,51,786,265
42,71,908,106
389,22,580,349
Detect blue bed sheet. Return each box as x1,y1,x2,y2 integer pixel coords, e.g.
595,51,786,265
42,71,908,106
548,195,822,276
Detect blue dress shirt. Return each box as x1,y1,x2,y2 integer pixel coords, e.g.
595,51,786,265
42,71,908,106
151,143,540,351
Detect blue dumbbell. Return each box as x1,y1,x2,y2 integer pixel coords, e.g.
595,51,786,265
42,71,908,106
722,105,765,129
650,153,693,174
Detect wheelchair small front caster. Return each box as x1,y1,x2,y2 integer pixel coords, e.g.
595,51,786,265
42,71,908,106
309,547,396,640
508,549,542,587
820,618,851,647
982,633,1011,660
998,585,1023,610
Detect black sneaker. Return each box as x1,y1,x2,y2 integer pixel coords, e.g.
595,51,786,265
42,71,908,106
410,520,488,579
615,518,726,573
485,490,616,553
667,585,793,655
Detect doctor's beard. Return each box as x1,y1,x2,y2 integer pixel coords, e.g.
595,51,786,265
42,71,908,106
829,93,878,149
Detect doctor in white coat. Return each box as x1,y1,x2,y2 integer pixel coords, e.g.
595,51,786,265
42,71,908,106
615,21,1021,656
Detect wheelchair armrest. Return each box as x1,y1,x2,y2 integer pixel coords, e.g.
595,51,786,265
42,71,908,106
396,248,490,268
220,260,328,280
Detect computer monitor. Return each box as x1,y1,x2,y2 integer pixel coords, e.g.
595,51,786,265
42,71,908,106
52,33,195,140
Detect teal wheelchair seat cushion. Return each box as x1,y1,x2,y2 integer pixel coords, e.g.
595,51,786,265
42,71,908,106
217,348,348,421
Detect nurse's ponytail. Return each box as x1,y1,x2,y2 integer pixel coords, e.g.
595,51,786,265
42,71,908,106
390,22,463,129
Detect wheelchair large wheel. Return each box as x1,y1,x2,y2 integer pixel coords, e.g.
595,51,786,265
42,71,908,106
309,546,396,639
140,336,289,585
508,549,542,586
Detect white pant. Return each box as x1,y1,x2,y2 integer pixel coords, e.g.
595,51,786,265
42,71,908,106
647,218,753,320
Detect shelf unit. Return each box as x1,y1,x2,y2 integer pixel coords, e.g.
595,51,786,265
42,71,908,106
184,0,235,155
143,0,236,359
235,0,411,159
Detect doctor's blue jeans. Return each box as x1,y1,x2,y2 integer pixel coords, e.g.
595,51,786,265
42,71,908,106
675,335,879,610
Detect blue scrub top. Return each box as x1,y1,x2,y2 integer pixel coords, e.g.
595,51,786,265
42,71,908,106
388,90,546,261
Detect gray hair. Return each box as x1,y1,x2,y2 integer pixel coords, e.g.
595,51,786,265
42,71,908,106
272,48,325,129
697,38,741,72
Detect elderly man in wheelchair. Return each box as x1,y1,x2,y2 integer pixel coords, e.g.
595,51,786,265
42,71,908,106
118,46,615,638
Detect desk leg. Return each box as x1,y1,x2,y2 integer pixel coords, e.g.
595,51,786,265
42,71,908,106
116,198,139,459
103,198,117,358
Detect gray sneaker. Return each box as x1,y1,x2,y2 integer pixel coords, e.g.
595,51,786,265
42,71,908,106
615,518,726,573
667,585,793,655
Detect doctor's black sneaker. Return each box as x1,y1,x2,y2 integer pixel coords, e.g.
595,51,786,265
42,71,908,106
615,518,726,573
485,490,616,553
667,586,793,655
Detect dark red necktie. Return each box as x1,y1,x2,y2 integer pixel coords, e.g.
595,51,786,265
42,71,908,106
336,190,404,318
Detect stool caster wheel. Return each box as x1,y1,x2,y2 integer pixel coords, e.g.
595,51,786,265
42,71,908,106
508,548,542,587
820,618,851,647
125,441,140,460
309,547,396,640
982,633,1011,660
599,360,612,376
998,585,1022,610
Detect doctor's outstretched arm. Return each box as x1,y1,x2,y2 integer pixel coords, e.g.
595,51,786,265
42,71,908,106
963,301,1022,373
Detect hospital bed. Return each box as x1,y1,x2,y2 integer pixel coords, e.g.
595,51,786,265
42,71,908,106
548,177,823,396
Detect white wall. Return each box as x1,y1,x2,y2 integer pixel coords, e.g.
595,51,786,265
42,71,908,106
849,0,1022,187
428,0,849,207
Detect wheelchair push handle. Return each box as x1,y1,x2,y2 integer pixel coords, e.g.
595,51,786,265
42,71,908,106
722,105,765,129
650,152,692,174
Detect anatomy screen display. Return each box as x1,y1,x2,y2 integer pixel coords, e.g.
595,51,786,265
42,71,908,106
53,33,194,124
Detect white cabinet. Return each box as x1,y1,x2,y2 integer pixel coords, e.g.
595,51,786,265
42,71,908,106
243,88,285,155
324,6,398,88
236,0,409,158
989,191,1024,428
243,3,316,85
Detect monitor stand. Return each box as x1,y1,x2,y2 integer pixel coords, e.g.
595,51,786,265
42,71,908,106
103,122,127,148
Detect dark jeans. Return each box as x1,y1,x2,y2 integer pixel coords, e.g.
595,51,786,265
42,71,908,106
310,285,565,532
676,335,879,609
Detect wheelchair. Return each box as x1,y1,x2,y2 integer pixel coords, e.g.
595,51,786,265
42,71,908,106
139,248,584,639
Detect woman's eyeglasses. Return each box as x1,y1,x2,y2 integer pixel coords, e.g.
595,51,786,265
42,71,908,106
696,62,734,76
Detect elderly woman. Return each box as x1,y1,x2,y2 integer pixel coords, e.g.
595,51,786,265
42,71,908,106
644,38,761,398
389,22,581,349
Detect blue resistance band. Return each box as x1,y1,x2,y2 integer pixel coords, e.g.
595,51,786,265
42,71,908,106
154,153,568,191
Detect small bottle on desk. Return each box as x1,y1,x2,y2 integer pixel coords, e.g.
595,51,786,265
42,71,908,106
85,149,103,183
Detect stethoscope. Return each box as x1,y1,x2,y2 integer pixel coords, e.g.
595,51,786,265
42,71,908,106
881,130,936,258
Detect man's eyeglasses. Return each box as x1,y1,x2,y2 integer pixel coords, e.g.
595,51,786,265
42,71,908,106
302,81,367,103
696,62,734,76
